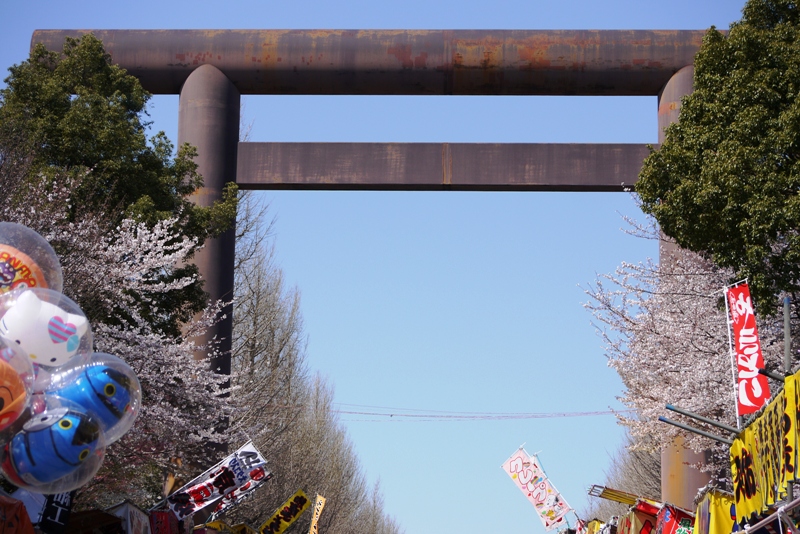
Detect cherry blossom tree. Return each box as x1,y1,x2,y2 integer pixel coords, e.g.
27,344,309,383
585,216,790,482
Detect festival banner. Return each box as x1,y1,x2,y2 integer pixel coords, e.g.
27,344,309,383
259,489,311,534
307,495,327,534
729,383,791,524
167,441,269,520
617,509,657,534
784,372,799,489
586,520,606,534
655,505,694,534
210,469,273,518
725,283,771,415
501,448,572,531
693,491,735,534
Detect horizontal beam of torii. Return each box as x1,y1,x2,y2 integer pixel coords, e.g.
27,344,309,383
32,30,704,191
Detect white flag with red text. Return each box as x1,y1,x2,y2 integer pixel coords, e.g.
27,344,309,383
167,441,270,520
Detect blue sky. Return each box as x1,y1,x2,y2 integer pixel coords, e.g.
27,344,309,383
2,1,746,533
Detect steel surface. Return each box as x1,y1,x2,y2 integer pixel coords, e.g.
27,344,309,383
235,142,652,191
32,29,708,96
178,64,239,371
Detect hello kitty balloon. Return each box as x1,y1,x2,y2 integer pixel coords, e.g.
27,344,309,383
0,289,92,369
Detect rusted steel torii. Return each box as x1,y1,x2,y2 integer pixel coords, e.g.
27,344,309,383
32,29,706,508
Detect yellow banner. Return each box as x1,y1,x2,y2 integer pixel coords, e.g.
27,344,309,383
307,495,327,534
586,520,605,534
693,491,734,534
784,373,799,488
259,489,311,534
729,372,796,524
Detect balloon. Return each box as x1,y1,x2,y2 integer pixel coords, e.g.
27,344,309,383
46,353,141,444
0,225,143,494
0,288,92,369
0,339,33,433
0,395,106,494
0,223,62,294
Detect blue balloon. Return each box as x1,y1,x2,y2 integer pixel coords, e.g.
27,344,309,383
8,407,101,484
49,365,134,432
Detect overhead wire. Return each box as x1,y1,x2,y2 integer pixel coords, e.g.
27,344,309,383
331,403,632,422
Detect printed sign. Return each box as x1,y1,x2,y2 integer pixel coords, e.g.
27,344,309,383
259,489,311,534
167,441,269,520
655,505,693,534
693,491,734,534
307,495,327,534
211,470,272,518
0,244,48,294
501,448,572,531
726,283,771,415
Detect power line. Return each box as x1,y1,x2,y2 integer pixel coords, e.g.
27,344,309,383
332,403,631,422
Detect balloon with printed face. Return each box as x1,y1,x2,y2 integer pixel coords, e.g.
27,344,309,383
0,223,62,295
46,353,141,444
0,395,105,493
0,339,33,433
0,288,92,371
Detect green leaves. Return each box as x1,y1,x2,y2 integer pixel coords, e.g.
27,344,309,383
0,34,237,335
637,0,800,311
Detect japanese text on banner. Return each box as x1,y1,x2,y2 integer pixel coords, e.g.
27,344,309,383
259,489,311,534
167,441,269,520
501,448,572,531
726,283,771,415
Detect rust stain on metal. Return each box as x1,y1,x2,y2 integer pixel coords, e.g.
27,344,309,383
31,29,713,95
388,44,414,68
657,101,680,116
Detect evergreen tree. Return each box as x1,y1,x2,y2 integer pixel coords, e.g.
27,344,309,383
637,0,800,311
0,34,237,335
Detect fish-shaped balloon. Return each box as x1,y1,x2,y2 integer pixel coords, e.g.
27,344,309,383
4,407,101,485
49,365,135,433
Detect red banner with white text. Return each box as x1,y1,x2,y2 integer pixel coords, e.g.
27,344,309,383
726,283,770,416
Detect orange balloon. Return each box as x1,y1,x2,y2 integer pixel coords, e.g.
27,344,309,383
0,359,27,431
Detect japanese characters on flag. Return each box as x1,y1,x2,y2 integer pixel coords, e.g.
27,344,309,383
725,283,771,416
210,471,273,519
167,441,270,520
501,448,572,531
307,495,327,534
259,489,311,534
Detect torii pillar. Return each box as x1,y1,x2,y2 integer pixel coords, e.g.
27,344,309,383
657,65,713,510
178,64,240,374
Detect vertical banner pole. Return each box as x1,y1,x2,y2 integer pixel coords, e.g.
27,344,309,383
785,297,792,375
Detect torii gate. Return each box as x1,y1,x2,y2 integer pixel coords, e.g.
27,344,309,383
33,29,708,510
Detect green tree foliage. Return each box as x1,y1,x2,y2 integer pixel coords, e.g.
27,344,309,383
0,34,237,334
636,0,800,310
